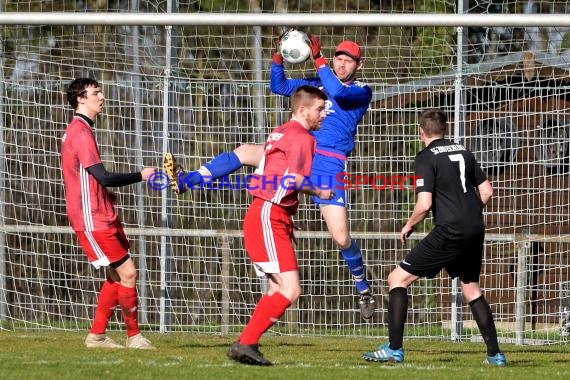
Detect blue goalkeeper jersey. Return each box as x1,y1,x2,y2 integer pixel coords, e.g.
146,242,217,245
270,62,372,157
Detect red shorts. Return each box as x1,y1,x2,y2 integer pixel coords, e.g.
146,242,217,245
243,198,297,275
76,225,130,269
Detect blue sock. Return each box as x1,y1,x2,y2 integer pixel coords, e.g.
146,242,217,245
179,171,203,187
204,151,243,178
180,151,243,187
341,240,370,293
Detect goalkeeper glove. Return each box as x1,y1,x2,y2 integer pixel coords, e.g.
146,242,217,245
307,33,327,69
272,27,293,65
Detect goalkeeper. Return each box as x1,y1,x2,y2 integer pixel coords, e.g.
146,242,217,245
165,32,375,319
61,78,156,349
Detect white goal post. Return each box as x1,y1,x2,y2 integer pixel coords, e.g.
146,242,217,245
1,1,570,344
2,12,570,27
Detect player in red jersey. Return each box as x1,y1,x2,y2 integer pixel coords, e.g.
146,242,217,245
61,78,156,349
227,85,333,366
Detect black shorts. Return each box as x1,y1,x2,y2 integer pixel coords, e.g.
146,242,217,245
400,225,484,283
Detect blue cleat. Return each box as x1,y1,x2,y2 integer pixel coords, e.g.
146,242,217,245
484,352,507,366
362,342,404,363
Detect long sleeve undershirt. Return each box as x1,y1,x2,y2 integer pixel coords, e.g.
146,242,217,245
86,162,142,187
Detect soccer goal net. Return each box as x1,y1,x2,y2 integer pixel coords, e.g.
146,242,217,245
1,0,569,344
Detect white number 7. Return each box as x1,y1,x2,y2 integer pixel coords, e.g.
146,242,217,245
449,154,467,193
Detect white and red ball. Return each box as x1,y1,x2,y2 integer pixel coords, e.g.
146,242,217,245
280,30,312,64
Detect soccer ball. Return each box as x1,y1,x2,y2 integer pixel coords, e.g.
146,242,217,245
280,30,312,64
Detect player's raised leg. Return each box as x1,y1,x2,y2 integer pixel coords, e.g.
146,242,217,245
164,144,264,194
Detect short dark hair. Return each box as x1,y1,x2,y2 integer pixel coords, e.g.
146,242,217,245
290,85,327,113
419,108,447,137
66,78,100,110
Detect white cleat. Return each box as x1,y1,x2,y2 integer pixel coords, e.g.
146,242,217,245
84,333,124,348
126,333,156,350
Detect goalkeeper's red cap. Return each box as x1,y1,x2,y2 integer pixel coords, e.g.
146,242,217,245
335,40,362,60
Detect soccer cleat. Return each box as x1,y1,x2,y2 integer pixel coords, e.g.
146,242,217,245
359,291,376,320
362,343,404,363
163,152,187,195
126,333,156,349
84,333,124,348
227,342,273,366
484,352,507,366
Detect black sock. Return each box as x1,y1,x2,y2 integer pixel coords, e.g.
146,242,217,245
388,287,408,350
469,295,500,356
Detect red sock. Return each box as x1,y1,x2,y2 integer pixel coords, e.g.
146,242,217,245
118,284,141,337
90,278,119,334
239,292,291,345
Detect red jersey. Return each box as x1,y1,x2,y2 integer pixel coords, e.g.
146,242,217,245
248,120,316,214
61,116,119,231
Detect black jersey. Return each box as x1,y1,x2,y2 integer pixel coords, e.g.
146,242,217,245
414,139,487,234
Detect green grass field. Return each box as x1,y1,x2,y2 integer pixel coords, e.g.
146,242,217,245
1,331,569,380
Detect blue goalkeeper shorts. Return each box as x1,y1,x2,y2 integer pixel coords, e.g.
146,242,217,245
310,150,347,207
